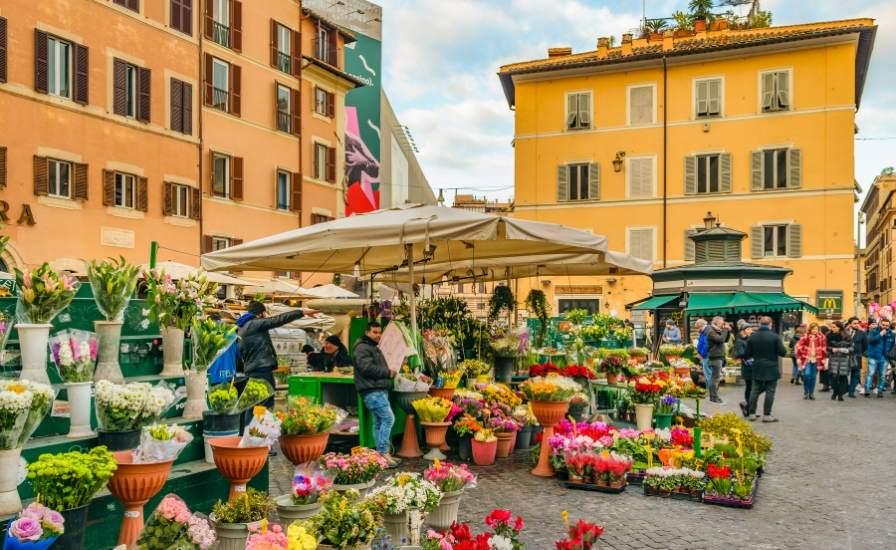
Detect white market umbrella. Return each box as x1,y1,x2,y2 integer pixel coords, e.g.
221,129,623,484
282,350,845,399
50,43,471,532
142,260,252,287
242,278,302,295
298,284,360,299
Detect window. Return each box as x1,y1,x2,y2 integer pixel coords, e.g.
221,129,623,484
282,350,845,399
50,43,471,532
48,36,71,98
478,282,486,293
314,25,337,66
276,170,290,210
276,24,291,73
212,236,230,251
763,149,787,189
628,85,654,125
212,0,230,47
172,183,190,217
170,0,193,35
685,153,731,195
124,64,137,117
314,143,335,182
695,78,722,118
114,172,137,209
314,87,334,117
113,59,150,122
558,162,598,202
627,227,655,261
311,213,333,224
456,283,465,293
752,148,801,191
568,164,589,200
558,299,599,315
212,154,229,198
48,159,71,198
761,70,790,112
697,154,719,193
566,91,591,130
627,157,655,198
114,0,139,12
277,85,291,132
763,225,788,257
170,78,192,135
211,58,228,111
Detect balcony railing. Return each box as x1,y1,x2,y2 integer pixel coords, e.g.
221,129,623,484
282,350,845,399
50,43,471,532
212,21,230,48
277,51,291,73
312,38,338,67
212,87,229,111
277,111,291,133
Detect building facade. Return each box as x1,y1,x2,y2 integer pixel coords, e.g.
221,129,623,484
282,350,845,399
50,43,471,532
498,19,876,318
860,173,896,307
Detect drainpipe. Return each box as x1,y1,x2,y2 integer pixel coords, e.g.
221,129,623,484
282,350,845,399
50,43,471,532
297,5,304,228
662,55,668,268
198,5,205,258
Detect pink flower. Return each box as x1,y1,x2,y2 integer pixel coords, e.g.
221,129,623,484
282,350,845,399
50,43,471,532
157,496,190,523
10,517,43,541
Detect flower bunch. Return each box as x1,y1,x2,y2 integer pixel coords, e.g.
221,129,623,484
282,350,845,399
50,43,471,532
706,463,733,497
95,380,175,431
27,447,117,511
184,514,216,549
320,449,388,485
481,384,522,408
14,380,55,448
561,365,594,380
15,263,78,324
278,397,340,436
191,317,236,372
291,468,331,505
286,523,317,550
486,404,520,434
453,414,483,437
528,363,560,377
211,489,276,524
49,329,98,383
423,510,525,550
0,311,10,348
511,404,538,427
490,332,522,359
473,429,497,443
484,509,524,550
631,376,665,404
7,503,65,543
237,378,274,411
555,512,603,550
452,392,485,421
459,359,491,379
308,490,382,548
670,427,693,449
0,380,34,449
601,452,633,482
87,256,140,321
137,495,192,549
413,396,454,423
657,394,679,415
520,375,581,402
369,472,443,514
424,460,476,493
599,356,625,376
144,270,219,331
422,329,460,386
207,383,238,413
246,520,288,550
644,467,706,493
134,423,194,463
241,406,282,448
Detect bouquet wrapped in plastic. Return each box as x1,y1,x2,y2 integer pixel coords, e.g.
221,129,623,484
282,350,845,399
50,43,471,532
394,370,433,392
207,382,239,414
134,423,194,463
135,494,216,550
16,380,55,447
240,406,282,448
14,263,79,324
4,503,65,550
87,257,140,322
95,380,176,432
0,380,34,449
236,378,274,411
49,330,98,383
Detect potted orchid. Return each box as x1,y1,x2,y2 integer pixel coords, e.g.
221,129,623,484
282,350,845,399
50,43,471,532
49,330,97,437
275,467,332,522
424,460,476,529
369,472,442,546
88,257,140,383
14,263,79,384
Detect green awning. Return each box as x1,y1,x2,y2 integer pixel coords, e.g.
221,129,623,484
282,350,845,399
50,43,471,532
630,295,679,311
686,292,818,316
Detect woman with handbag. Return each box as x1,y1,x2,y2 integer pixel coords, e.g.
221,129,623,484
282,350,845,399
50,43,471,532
826,321,853,402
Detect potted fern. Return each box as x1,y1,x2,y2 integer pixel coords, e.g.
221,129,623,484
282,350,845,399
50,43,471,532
88,257,139,383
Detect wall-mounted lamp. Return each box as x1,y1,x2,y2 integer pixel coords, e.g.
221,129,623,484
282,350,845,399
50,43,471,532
613,151,626,173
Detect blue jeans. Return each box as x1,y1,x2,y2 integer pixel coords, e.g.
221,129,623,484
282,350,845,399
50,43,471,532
702,357,711,389
848,366,861,396
362,390,395,454
802,362,817,396
866,358,887,394
791,357,800,380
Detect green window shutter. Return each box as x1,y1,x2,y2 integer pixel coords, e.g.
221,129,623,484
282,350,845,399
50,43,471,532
684,229,697,261
787,224,802,258
588,162,600,200
557,164,569,202
720,153,732,193
761,72,775,111
578,93,591,128
566,94,577,129
750,225,763,259
751,151,763,191
788,148,801,189
684,156,697,194
695,80,708,117
777,71,790,109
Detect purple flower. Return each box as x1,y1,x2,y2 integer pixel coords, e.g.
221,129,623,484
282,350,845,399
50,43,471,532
10,517,43,541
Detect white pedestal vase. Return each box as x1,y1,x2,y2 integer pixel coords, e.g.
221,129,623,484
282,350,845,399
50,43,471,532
0,447,23,516
17,323,52,384
94,320,124,383
182,370,208,420
159,326,185,377
427,489,463,530
635,403,654,432
65,382,94,438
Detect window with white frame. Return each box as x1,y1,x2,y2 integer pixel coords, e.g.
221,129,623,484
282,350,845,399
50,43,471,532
276,84,291,132
125,64,138,118
212,153,229,198
762,148,788,189
566,91,591,130
211,58,229,111
48,159,72,198
172,183,190,217
627,227,655,261
695,78,722,118
627,157,654,198
212,0,230,47
114,172,137,208
276,170,290,210
314,87,328,116
628,85,654,125
763,224,788,257
47,36,72,98
212,236,230,251
761,70,790,112
314,143,328,180
567,163,591,201
276,24,291,73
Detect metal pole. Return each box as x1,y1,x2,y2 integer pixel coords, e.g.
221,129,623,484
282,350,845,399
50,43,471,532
149,240,158,269
406,244,418,353
856,213,863,317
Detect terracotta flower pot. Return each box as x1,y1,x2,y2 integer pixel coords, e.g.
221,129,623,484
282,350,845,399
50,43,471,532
209,435,270,500
495,432,514,458
279,433,330,466
530,400,569,477
428,387,456,400
421,422,450,461
471,439,497,466
107,451,175,547
606,373,619,385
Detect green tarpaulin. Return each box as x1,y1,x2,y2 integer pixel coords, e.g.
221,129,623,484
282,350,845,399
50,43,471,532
685,292,818,316
630,295,679,311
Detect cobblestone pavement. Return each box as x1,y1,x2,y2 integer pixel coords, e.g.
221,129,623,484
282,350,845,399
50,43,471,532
270,383,896,549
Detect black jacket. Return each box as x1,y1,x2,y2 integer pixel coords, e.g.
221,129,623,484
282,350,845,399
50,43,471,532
745,327,787,381
353,336,392,394
733,334,753,379
706,326,730,360
849,328,867,363
826,331,854,377
238,310,304,373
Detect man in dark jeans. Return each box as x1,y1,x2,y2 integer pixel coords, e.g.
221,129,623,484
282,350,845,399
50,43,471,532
745,316,787,422
846,317,866,398
353,322,400,468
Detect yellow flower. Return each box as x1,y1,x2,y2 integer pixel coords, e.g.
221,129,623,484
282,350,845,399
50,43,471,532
253,405,267,418
561,510,569,528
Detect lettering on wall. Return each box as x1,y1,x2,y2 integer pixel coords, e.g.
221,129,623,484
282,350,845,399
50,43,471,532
0,201,36,226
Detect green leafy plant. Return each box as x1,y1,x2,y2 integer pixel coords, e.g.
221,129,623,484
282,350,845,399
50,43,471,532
643,18,668,35
308,490,382,548
688,0,715,20
211,488,274,524
488,285,515,324
279,397,339,435
191,317,236,371
399,297,489,359
27,446,117,510
207,383,238,413
525,289,550,347
672,10,693,31
87,257,140,321
698,412,773,456
563,308,588,326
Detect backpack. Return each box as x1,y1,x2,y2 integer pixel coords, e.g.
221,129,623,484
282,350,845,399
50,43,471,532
697,330,708,358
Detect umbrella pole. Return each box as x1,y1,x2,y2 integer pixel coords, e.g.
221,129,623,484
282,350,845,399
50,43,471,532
406,244,419,353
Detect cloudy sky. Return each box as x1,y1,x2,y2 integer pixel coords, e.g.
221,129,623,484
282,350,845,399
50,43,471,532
376,0,894,224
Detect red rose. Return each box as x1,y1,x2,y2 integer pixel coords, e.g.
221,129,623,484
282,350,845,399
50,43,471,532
514,515,524,531
485,508,512,527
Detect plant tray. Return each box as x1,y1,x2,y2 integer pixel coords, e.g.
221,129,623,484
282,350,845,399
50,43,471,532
562,480,626,494
626,471,646,485
643,485,703,502
703,477,758,509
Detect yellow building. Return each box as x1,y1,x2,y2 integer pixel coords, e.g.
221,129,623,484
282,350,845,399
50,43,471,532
860,173,896,307
498,19,876,320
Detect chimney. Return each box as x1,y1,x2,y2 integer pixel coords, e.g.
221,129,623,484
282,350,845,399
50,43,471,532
621,33,633,44
547,47,572,58
597,37,609,58
621,33,633,55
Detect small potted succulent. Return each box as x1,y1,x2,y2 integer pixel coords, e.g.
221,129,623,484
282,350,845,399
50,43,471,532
210,488,275,550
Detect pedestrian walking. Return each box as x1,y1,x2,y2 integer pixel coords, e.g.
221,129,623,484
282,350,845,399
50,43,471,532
745,316,787,422
706,316,731,403
353,322,400,467
693,318,710,389
864,318,894,398
733,321,755,417
662,319,682,345
846,317,866,398
795,323,827,400
789,324,806,384
826,321,853,401
818,324,832,392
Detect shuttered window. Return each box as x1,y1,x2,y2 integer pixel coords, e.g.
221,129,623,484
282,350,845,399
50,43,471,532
761,70,790,112
314,87,335,118
48,159,72,198
276,170,290,210
37,32,88,104
46,36,71,98
0,17,8,84
751,224,802,259
314,143,335,182
207,0,241,51
113,59,150,122
205,55,240,117
170,0,193,36
212,153,229,198
685,153,731,194
113,0,140,12
170,78,192,135
557,163,599,201
684,228,699,261
627,157,654,198
695,78,722,118
271,21,299,75
628,85,654,125
276,85,291,132
114,172,137,208
627,227,655,261
0,147,6,189
565,91,591,130
752,148,800,191
164,182,193,218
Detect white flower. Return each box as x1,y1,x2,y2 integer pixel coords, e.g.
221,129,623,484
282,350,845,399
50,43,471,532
489,535,513,550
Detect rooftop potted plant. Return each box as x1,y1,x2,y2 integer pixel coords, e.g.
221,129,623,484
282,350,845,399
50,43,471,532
277,396,339,465
88,257,139,383
210,489,275,550
49,330,97,437
308,490,383,550
369,472,442,546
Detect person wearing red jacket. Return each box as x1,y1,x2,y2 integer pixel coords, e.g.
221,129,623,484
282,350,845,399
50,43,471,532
795,323,828,400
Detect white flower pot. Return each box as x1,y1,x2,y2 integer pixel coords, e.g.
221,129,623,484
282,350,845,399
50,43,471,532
65,381,94,438
0,447,23,516
275,494,321,523
427,489,463,530
211,517,263,550
383,510,422,547
94,320,124,383
159,326,185,377
635,403,654,432
17,323,52,384
182,370,208,419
